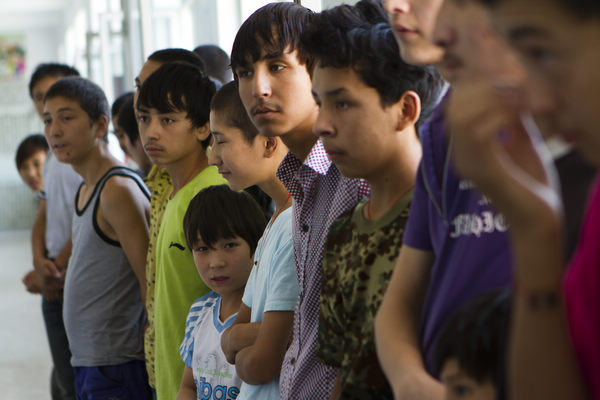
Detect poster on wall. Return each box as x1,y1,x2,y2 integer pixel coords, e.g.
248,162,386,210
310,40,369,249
0,34,26,81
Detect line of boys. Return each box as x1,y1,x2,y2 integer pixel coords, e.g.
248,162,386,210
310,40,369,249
27,0,599,399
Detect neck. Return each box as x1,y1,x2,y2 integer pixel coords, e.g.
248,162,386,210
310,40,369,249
258,177,290,213
164,150,208,195
280,109,318,162
72,143,120,186
365,128,422,221
219,289,244,321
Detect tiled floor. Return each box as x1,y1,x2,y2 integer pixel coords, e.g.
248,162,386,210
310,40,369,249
0,230,53,399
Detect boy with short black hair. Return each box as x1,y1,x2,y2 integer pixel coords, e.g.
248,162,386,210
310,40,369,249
136,61,227,399
43,76,151,398
112,93,152,175
132,48,209,395
178,185,266,400
302,2,443,398
231,3,370,398
435,290,510,400
29,62,81,400
211,81,298,399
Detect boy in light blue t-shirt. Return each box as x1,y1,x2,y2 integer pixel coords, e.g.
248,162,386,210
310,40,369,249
212,82,299,400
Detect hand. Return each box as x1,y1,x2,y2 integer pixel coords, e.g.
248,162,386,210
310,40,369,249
22,270,42,294
41,275,64,301
34,256,63,279
447,79,561,226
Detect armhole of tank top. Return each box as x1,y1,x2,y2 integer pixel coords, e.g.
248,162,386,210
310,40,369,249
92,168,149,247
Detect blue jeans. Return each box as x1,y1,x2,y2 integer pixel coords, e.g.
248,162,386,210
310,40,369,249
42,297,76,400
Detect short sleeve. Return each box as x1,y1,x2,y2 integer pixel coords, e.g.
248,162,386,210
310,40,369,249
402,164,433,251
264,233,298,312
241,259,257,308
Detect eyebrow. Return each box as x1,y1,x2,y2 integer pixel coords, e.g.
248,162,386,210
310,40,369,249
508,26,550,42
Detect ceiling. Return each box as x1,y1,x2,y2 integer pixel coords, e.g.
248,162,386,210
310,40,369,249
0,0,70,30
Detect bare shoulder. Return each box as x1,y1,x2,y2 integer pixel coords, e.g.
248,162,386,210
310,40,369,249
99,175,149,213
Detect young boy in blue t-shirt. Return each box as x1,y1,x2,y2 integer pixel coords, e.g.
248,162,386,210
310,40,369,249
178,185,266,400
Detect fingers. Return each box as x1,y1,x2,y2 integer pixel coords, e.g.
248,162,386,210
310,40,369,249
41,259,63,278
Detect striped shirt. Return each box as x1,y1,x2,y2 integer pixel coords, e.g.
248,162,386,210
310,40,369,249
277,140,369,399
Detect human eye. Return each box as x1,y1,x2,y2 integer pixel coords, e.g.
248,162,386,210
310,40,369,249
224,241,240,249
236,68,253,79
194,245,209,253
450,383,473,398
335,101,349,110
42,117,51,125
162,117,175,124
269,63,285,73
137,114,149,124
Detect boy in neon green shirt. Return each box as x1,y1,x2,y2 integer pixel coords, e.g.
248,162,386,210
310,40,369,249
137,61,227,399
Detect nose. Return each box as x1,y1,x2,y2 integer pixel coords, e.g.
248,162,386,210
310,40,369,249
432,8,455,50
384,0,410,14
208,251,225,270
45,119,61,138
142,118,160,142
252,67,272,99
208,140,222,167
312,106,335,139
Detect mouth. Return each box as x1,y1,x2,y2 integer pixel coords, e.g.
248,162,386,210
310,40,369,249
144,144,163,155
324,147,345,162
210,276,230,285
252,104,280,119
393,24,419,38
440,53,462,75
52,143,68,152
218,170,231,177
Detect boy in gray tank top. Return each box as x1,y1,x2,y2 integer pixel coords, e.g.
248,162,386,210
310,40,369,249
42,76,152,399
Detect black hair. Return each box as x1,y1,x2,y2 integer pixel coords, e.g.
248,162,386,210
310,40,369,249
183,185,266,254
137,62,216,149
435,289,511,400
147,48,206,72
231,2,316,76
15,134,48,170
111,91,134,118
117,96,140,145
44,77,110,125
29,63,80,99
477,0,600,18
300,0,445,127
193,44,232,83
210,81,259,144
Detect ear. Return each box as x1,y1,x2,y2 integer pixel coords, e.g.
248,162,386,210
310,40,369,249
195,121,211,142
93,115,109,139
395,90,422,131
263,136,279,158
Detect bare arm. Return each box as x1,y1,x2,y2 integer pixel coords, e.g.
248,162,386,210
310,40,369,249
234,310,294,385
447,80,588,400
31,199,61,278
374,245,443,400
221,303,260,364
99,176,150,304
176,366,197,400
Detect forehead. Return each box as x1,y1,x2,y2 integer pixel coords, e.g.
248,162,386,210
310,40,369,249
312,65,368,93
492,0,578,38
137,60,162,84
43,96,83,113
33,75,62,94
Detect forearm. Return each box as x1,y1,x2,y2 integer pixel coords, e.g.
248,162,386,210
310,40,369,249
234,344,282,385
53,237,72,272
31,200,47,270
176,387,196,400
221,322,260,364
375,294,443,398
509,222,587,400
